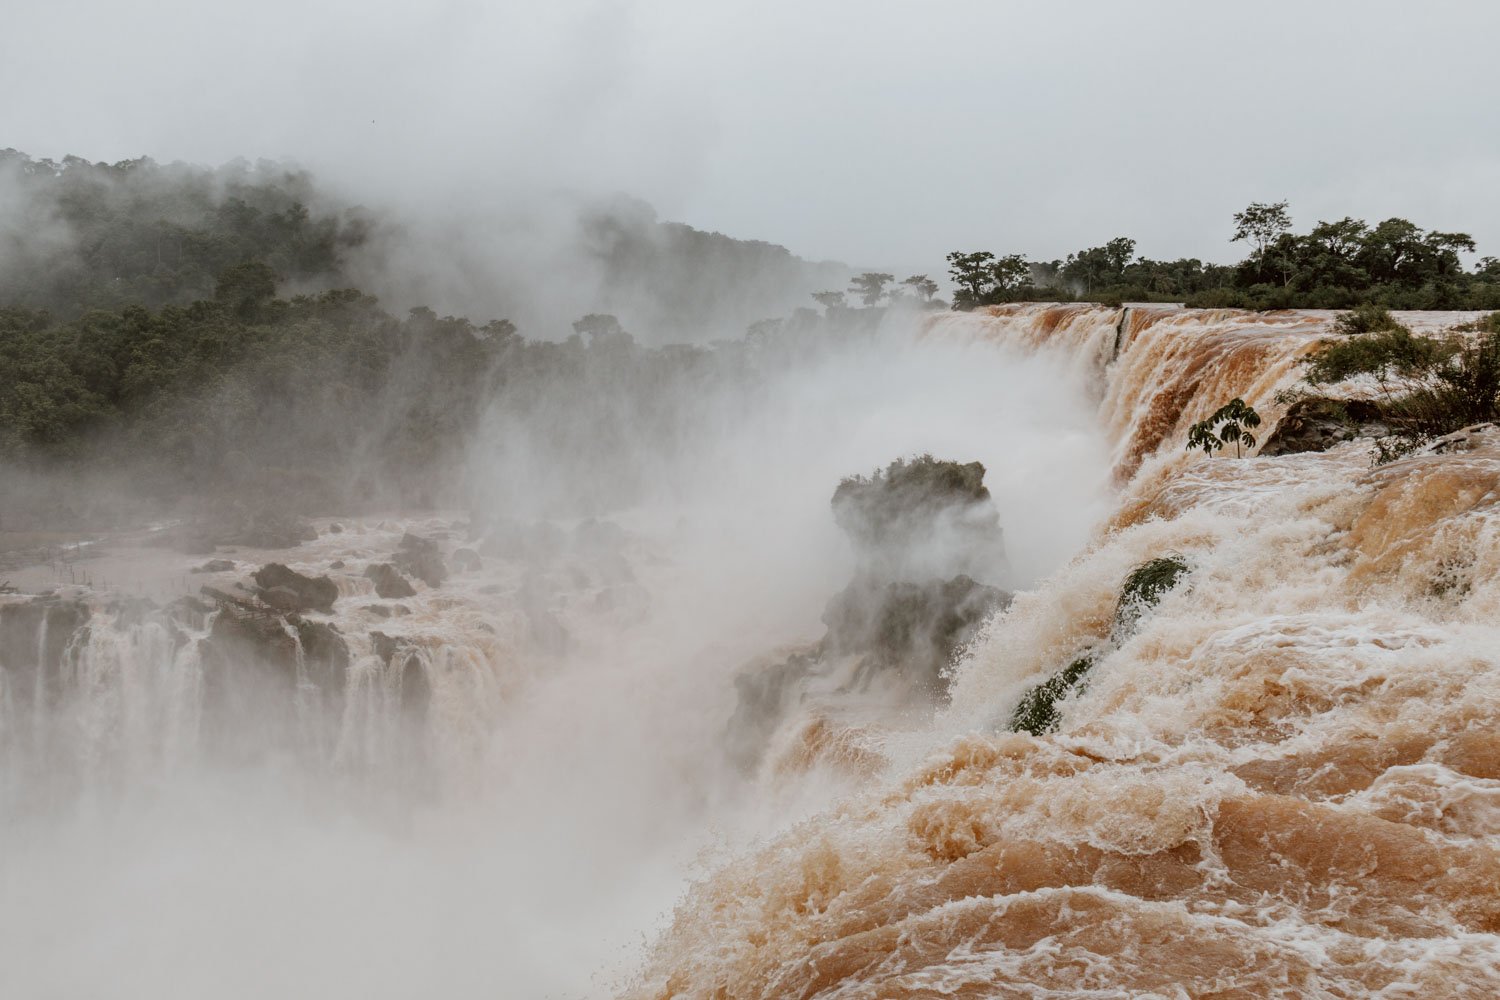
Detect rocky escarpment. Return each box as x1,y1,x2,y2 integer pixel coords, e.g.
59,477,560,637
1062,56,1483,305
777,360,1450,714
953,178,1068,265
1259,397,1388,456
728,456,1012,773
0,594,91,712
0,515,657,792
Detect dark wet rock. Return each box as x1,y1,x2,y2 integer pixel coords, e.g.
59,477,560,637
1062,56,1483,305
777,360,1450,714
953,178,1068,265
252,563,338,613
197,587,350,761
363,604,393,618
259,586,305,612
394,533,447,588
200,585,249,607
329,560,345,569
167,594,216,627
191,558,237,574
822,574,1011,697
0,597,91,710
831,455,1008,583
369,631,431,717
451,548,482,572
364,562,417,599
201,604,299,681
728,456,1012,772
328,523,344,534
727,650,819,772
294,618,349,694
1429,422,1499,454
726,574,1009,774
1260,398,1386,456
1010,555,1193,736
199,581,345,692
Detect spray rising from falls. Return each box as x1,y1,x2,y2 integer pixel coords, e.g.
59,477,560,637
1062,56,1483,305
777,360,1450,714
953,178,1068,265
0,316,1115,999
632,304,1500,999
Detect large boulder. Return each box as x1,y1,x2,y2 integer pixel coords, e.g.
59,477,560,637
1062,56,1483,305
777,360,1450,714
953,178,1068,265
370,632,432,718
394,533,447,588
821,574,1011,698
252,563,338,613
364,562,417,599
197,591,349,761
831,455,1007,582
727,456,1012,773
1260,398,1385,456
294,619,350,694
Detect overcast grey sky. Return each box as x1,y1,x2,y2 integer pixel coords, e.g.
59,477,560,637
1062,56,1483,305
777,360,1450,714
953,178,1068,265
4,0,1497,273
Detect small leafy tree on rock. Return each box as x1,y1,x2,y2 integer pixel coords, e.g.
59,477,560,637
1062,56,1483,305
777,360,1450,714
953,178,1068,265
1186,398,1262,458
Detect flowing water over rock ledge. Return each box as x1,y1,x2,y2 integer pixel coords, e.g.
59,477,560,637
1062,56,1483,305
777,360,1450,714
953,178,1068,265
632,305,1500,999
0,514,652,808
5,305,1500,998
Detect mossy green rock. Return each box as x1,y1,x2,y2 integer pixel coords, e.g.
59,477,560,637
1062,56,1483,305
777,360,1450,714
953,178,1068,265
1009,555,1191,736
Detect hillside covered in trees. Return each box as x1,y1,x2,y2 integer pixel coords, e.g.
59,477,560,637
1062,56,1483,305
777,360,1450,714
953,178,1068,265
0,150,850,339
7,149,1500,528
0,150,864,522
944,201,1500,311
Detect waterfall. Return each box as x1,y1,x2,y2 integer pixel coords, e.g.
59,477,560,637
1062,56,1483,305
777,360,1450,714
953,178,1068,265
631,306,1500,999
8,307,1497,998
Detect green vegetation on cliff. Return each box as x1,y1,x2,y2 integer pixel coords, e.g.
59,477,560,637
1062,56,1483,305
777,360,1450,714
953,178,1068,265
1300,311,1500,463
947,202,1500,311
1010,556,1190,736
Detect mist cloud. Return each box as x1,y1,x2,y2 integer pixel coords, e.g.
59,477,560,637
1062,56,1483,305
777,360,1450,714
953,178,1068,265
5,0,1496,275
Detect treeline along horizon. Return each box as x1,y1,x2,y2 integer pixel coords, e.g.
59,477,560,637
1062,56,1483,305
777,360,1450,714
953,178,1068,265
3,151,1498,521
939,200,1500,312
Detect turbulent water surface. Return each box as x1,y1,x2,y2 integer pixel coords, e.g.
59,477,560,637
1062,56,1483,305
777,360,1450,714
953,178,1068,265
6,305,1500,998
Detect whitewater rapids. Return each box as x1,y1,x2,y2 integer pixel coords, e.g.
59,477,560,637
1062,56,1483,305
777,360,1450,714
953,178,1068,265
0,316,1109,999
630,305,1500,999
6,303,1500,998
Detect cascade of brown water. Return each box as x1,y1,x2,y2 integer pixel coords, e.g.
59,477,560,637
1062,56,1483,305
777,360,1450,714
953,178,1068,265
631,307,1500,999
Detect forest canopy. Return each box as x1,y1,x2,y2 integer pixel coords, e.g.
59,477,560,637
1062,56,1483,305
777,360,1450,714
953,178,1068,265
5,151,1499,526
945,201,1500,311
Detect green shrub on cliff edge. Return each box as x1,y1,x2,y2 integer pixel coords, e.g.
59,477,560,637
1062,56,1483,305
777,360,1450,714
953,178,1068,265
1305,322,1446,386
1302,316,1500,464
1332,303,1404,336
1009,555,1189,736
1114,556,1191,635
831,454,990,547
1009,653,1096,736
